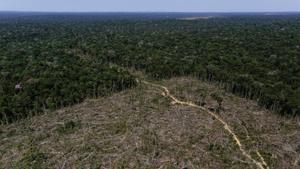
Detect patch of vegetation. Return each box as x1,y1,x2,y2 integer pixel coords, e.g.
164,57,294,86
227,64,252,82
56,120,81,135
208,143,223,152
211,92,224,112
295,144,300,153
139,129,161,155
188,134,205,146
14,146,47,169
107,119,130,135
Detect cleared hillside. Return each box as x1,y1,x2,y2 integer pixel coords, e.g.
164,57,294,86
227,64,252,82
1,77,299,169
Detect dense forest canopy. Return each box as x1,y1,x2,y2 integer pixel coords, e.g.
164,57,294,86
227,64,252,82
0,13,300,123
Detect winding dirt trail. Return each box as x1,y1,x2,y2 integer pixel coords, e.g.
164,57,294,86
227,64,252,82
142,80,270,169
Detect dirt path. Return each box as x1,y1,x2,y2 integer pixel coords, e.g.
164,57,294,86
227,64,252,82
142,80,270,169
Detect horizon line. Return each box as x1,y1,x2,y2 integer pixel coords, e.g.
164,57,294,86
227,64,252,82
1,10,300,13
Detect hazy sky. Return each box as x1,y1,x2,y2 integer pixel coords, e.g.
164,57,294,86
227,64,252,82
0,0,299,12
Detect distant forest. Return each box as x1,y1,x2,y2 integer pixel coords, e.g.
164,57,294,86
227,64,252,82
0,13,300,123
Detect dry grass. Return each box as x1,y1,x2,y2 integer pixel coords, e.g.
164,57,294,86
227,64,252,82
0,77,299,169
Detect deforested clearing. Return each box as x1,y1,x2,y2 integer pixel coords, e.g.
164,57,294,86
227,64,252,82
1,77,299,168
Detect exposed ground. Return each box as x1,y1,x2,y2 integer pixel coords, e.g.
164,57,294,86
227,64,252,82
1,77,300,169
